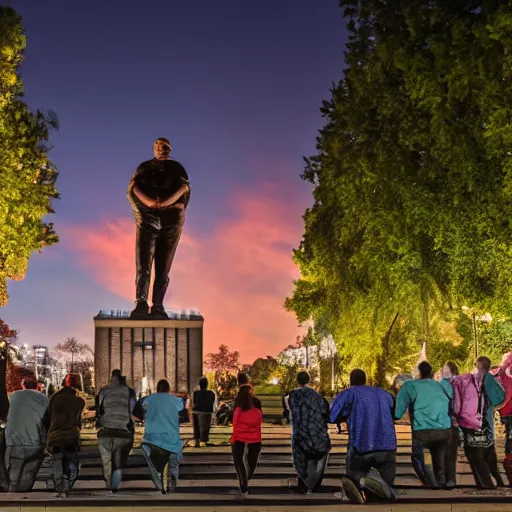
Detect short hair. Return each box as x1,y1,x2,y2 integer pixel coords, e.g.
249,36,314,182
111,369,122,378
350,369,367,386
155,137,170,145
237,372,249,385
418,361,433,379
445,361,459,376
156,379,170,393
297,371,310,386
477,356,491,372
22,379,37,390
199,377,208,390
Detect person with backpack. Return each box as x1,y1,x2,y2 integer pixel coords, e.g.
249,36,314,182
331,369,396,503
288,371,331,494
453,356,505,489
493,351,512,485
440,361,461,489
230,385,263,498
96,371,136,493
395,361,453,489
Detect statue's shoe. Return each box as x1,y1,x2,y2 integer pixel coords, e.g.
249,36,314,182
150,305,169,319
130,300,150,319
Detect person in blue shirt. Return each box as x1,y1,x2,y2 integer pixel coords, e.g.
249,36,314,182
395,361,453,489
133,379,184,494
330,369,396,503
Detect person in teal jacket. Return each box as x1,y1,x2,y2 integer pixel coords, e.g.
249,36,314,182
395,361,453,489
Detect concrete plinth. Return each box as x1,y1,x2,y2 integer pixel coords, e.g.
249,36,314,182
93,309,203,394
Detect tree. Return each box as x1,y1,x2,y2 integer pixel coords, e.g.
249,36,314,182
54,337,93,373
247,356,279,386
205,344,240,375
0,7,59,306
7,364,35,393
0,319,17,419
287,1,512,380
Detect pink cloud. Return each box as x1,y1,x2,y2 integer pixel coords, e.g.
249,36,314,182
61,183,306,362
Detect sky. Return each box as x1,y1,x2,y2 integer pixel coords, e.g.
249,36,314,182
2,0,346,363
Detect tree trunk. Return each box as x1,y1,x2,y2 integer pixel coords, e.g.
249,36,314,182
0,357,9,421
375,312,399,388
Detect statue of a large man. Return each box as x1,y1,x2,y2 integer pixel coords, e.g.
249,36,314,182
127,138,190,319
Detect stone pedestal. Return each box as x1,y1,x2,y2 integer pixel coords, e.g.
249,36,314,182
94,309,203,394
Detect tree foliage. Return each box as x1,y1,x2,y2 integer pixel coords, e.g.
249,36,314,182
246,356,279,386
0,7,59,305
287,1,512,378
54,337,93,372
0,318,17,419
205,344,240,374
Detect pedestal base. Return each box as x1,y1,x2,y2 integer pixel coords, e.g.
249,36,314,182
93,309,204,395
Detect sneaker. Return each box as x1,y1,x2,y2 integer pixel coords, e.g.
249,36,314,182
362,468,396,501
150,305,168,319
341,476,365,504
130,300,150,319
239,491,249,499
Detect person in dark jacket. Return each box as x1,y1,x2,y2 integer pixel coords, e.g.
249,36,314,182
192,377,217,448
96,371,136,492
289,371,331,494
44,374,86,497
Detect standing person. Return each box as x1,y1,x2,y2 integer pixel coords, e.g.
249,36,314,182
331,369,396,503
440,361,461,489
96,373,136,493
5,379,49,492
237,373,262,409
395,361,452,489
288,371,331,494
282,391,290,425
494,351,512,485
44,374,86,497
192,377,217,448
453,356,505,489
133,379,184,494
230,385,263,498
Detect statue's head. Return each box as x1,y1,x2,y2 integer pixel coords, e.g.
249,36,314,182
153,137,172,160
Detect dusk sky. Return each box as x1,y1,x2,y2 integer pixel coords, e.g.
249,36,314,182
3,1,346,362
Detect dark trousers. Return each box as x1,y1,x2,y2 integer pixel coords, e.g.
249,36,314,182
98,435,133,491
192,413,212,443
445,427,460,487
141,442,182,493
412,429,450,488
502,416,512,484
464,443,504,489
135,218,182,305
346,447,396,488
231,441,261,493
0,428,8,491
50,445,79,494
6,445,45,492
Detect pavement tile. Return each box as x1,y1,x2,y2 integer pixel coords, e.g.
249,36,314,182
453,506,512,512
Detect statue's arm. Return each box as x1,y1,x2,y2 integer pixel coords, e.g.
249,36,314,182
158,183,190,208
133,185,158,208
127,167,158,208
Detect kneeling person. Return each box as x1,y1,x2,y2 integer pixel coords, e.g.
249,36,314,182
96,372,136,492
331,369,396,503
134,379,184,494
6,379,48,492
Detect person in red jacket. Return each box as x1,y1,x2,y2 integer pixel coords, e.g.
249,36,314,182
230,384,262,498
493,352,512,485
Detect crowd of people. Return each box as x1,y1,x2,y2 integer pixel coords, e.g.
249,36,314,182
1,353,512,501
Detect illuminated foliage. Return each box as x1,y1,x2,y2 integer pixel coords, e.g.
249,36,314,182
287,1,512,379
0,7,59,305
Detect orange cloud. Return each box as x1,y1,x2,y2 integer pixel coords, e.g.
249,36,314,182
62,184,306,362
